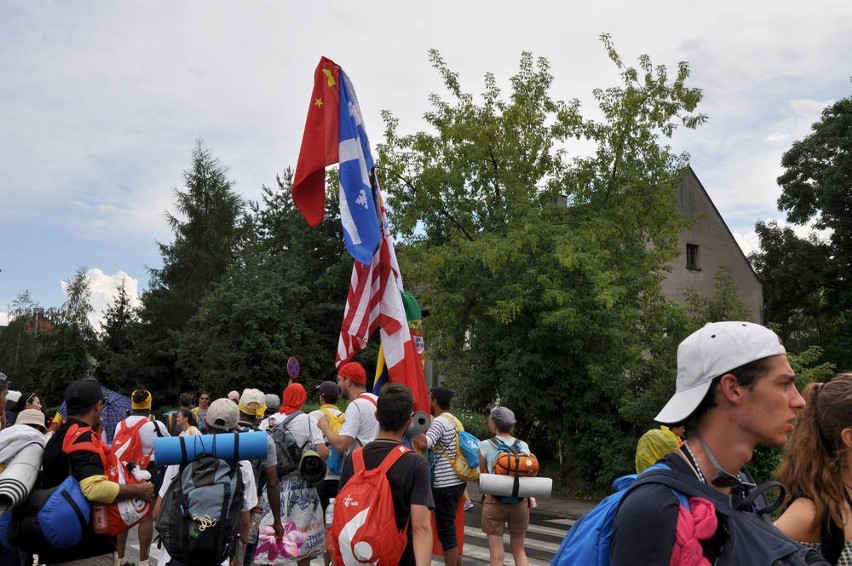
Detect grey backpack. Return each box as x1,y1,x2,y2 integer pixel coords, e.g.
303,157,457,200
267,411,308,477
155,455,245,566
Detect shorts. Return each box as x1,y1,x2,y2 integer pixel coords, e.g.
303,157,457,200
480,494,529,538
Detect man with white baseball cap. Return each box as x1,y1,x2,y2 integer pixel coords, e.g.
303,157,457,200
610,321,810,565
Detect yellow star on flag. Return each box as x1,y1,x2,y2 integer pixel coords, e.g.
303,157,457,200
322,68,335,88
314,97,323,108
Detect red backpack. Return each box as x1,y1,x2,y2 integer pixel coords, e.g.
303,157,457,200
62,423,149,536
112,418,151,467
330,445,410,565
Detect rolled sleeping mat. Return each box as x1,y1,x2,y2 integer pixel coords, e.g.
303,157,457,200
479,473,553,499
154,431,268,466
0,440,47,510
405,411,431,440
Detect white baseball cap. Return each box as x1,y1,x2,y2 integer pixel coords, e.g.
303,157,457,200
655,321,786,424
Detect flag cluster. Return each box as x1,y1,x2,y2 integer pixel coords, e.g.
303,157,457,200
293,57,429,413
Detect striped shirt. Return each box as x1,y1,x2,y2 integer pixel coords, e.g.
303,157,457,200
425,412,465,488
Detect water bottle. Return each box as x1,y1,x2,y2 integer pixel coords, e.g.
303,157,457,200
247,506,263,544
325,497,335,529
325,497,336,555
92,504,109,534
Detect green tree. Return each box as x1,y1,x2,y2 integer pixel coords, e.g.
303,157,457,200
94,279,142,392
177,169,352,394
378,38,706,489
754,91,852,368
33,268,99,403
0,292,42,390
135,141,247,396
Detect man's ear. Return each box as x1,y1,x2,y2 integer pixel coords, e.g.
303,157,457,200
718,373,744,405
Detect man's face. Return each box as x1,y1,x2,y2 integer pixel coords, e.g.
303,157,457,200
739,354,806,448
429,395,438,416
336,375,351,400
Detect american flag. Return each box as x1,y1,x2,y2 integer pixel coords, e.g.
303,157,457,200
336,188,430,413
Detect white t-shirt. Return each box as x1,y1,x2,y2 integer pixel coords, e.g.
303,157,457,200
113,415,171,462
157,459,258,566
179,425,201,437
339,393,379,447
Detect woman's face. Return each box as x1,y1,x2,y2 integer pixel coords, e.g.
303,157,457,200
176,412,187,428
26,395,41,411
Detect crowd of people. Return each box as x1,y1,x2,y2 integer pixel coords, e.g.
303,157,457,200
0,361,533,566
4,318,850,565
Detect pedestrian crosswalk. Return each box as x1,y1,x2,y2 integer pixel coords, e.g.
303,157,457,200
448,515,574,565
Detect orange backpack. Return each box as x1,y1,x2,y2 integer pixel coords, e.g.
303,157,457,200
489,437,539,477
330,445,410,565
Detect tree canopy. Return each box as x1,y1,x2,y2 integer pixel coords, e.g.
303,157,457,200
378,36,709,486
754,88,852,369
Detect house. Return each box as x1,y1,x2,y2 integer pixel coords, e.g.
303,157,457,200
661,166,763,323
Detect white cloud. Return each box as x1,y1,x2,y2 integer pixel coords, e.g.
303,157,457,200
60,269,142,330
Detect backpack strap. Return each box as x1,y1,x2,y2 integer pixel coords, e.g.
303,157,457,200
352,444,411,476
433,414,462,463
442,412,463,433
356,393,377,407
278,410,303,430
819,492,848,565
489,436,520,454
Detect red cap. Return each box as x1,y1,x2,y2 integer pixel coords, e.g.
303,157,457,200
338,361,366,385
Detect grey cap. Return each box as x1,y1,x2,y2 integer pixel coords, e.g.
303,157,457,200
264,393,281,411
490,406,516,430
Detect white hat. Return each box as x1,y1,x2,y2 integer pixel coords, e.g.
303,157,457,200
206,398,239,431
655,321,786,424
6,391,21,404
16,409,46,429
238,388,266,417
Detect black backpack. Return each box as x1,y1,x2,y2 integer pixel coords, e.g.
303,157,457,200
266,411,308,478
628,469,829,566
155,455,245,566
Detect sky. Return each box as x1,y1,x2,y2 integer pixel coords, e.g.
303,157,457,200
1,1,851,328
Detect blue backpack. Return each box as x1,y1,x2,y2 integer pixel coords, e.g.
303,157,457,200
554,465,827,566
552,463,686,566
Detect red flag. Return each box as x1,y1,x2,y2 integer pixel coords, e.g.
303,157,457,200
293,57,340,227
337,195,429,413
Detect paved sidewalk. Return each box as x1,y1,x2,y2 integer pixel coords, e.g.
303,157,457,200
466,480,599,520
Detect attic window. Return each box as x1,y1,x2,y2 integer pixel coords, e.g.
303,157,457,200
686,243,701,271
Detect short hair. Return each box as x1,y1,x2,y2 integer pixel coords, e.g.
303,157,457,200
179,392,193,407
377,383,413,432
178,408,197,427
430,386,454,411
678,355,776,430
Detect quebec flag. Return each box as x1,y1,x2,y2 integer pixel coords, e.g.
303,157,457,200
337,73,381,265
